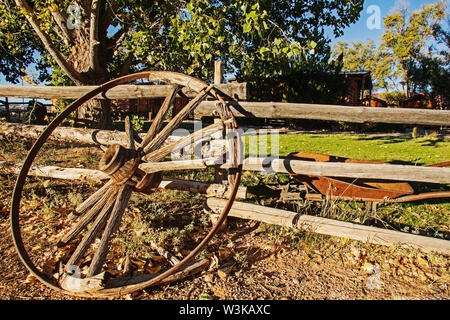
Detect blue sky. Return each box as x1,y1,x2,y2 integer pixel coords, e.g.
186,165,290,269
332,0,448,45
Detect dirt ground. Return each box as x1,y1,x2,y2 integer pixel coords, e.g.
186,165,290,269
0,139,448,300
1,214,448,300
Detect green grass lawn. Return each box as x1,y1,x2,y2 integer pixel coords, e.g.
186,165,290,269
242,133,450,238
244,133,450,166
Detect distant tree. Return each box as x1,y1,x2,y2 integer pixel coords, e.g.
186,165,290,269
381,1,446,97
333,1,447,99
332,40,397,90
407,53,449,109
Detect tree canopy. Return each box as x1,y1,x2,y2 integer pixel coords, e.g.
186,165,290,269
0,0,364,125
1,1,364,84
332,1,447,99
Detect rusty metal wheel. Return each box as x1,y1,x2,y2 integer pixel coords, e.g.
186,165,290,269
10,71,242,297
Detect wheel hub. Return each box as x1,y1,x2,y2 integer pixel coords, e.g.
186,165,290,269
99,144,140,184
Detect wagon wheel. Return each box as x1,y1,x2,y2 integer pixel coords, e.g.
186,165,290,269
10,71,242,297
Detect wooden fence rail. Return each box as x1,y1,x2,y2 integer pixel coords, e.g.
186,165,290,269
1,81,448,255
196,101,450,126
1,84,449,125
2,123,449,184
0,83,247,101
207,198,450,255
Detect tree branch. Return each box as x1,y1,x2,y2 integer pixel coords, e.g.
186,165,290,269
14,0,85,84
103,0,119,32
51,9,73,43
106,25,130,50
119,52,135,76
89,0,103,72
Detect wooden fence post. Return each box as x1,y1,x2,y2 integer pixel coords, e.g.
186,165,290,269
211,60,228,231
5,97,10,122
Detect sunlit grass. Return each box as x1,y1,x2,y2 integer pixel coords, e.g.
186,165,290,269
243,133,450,165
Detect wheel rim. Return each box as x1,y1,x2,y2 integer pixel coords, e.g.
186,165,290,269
10,71,242,297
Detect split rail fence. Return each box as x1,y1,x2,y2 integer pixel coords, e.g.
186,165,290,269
1,75,449,255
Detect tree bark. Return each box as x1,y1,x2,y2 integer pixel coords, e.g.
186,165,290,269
77,99,112,129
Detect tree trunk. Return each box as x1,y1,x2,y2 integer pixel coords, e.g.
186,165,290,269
77,96,112,129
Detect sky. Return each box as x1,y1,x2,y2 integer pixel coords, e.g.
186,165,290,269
332,0,448,45
1,0,448,88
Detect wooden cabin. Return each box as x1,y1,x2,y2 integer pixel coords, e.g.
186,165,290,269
361,96,388,108
115,96,189,120
399,94,434,109
341,72,374,106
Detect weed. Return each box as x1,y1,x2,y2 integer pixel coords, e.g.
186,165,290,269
233,251,249,270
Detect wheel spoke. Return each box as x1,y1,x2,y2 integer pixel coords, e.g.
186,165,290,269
88,184,133,276
142,84,215,154
124,116,135,150
141,84,180,149
141,120,227,163
64,187,119,268
140,158,220,173
75,180,113,215
59,185,117,246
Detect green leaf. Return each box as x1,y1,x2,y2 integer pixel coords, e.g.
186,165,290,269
198,293,213,300
186,2,194,13
243,23,251,33
310,41,317,49
259,47,270,54
247,10,258,20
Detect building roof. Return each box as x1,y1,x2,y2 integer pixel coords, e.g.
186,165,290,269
341,71,373,90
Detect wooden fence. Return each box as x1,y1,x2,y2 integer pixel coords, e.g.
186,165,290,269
1,84,449,126
1,76,449,255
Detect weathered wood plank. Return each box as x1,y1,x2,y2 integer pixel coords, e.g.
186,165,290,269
207,198,450,256
195,101,450,126
222,157,450,184
140,158,219,173
5,156,449,185
88,184,133,276
0,83,247,100
0,122,183,147
4,163,247,198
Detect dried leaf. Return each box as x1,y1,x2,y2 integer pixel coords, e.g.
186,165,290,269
24,274,38,284
415,256,429,269
151,255,165,262
145,265,162,274
361,262,374,273
132,259,145,268
31,244,43,251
